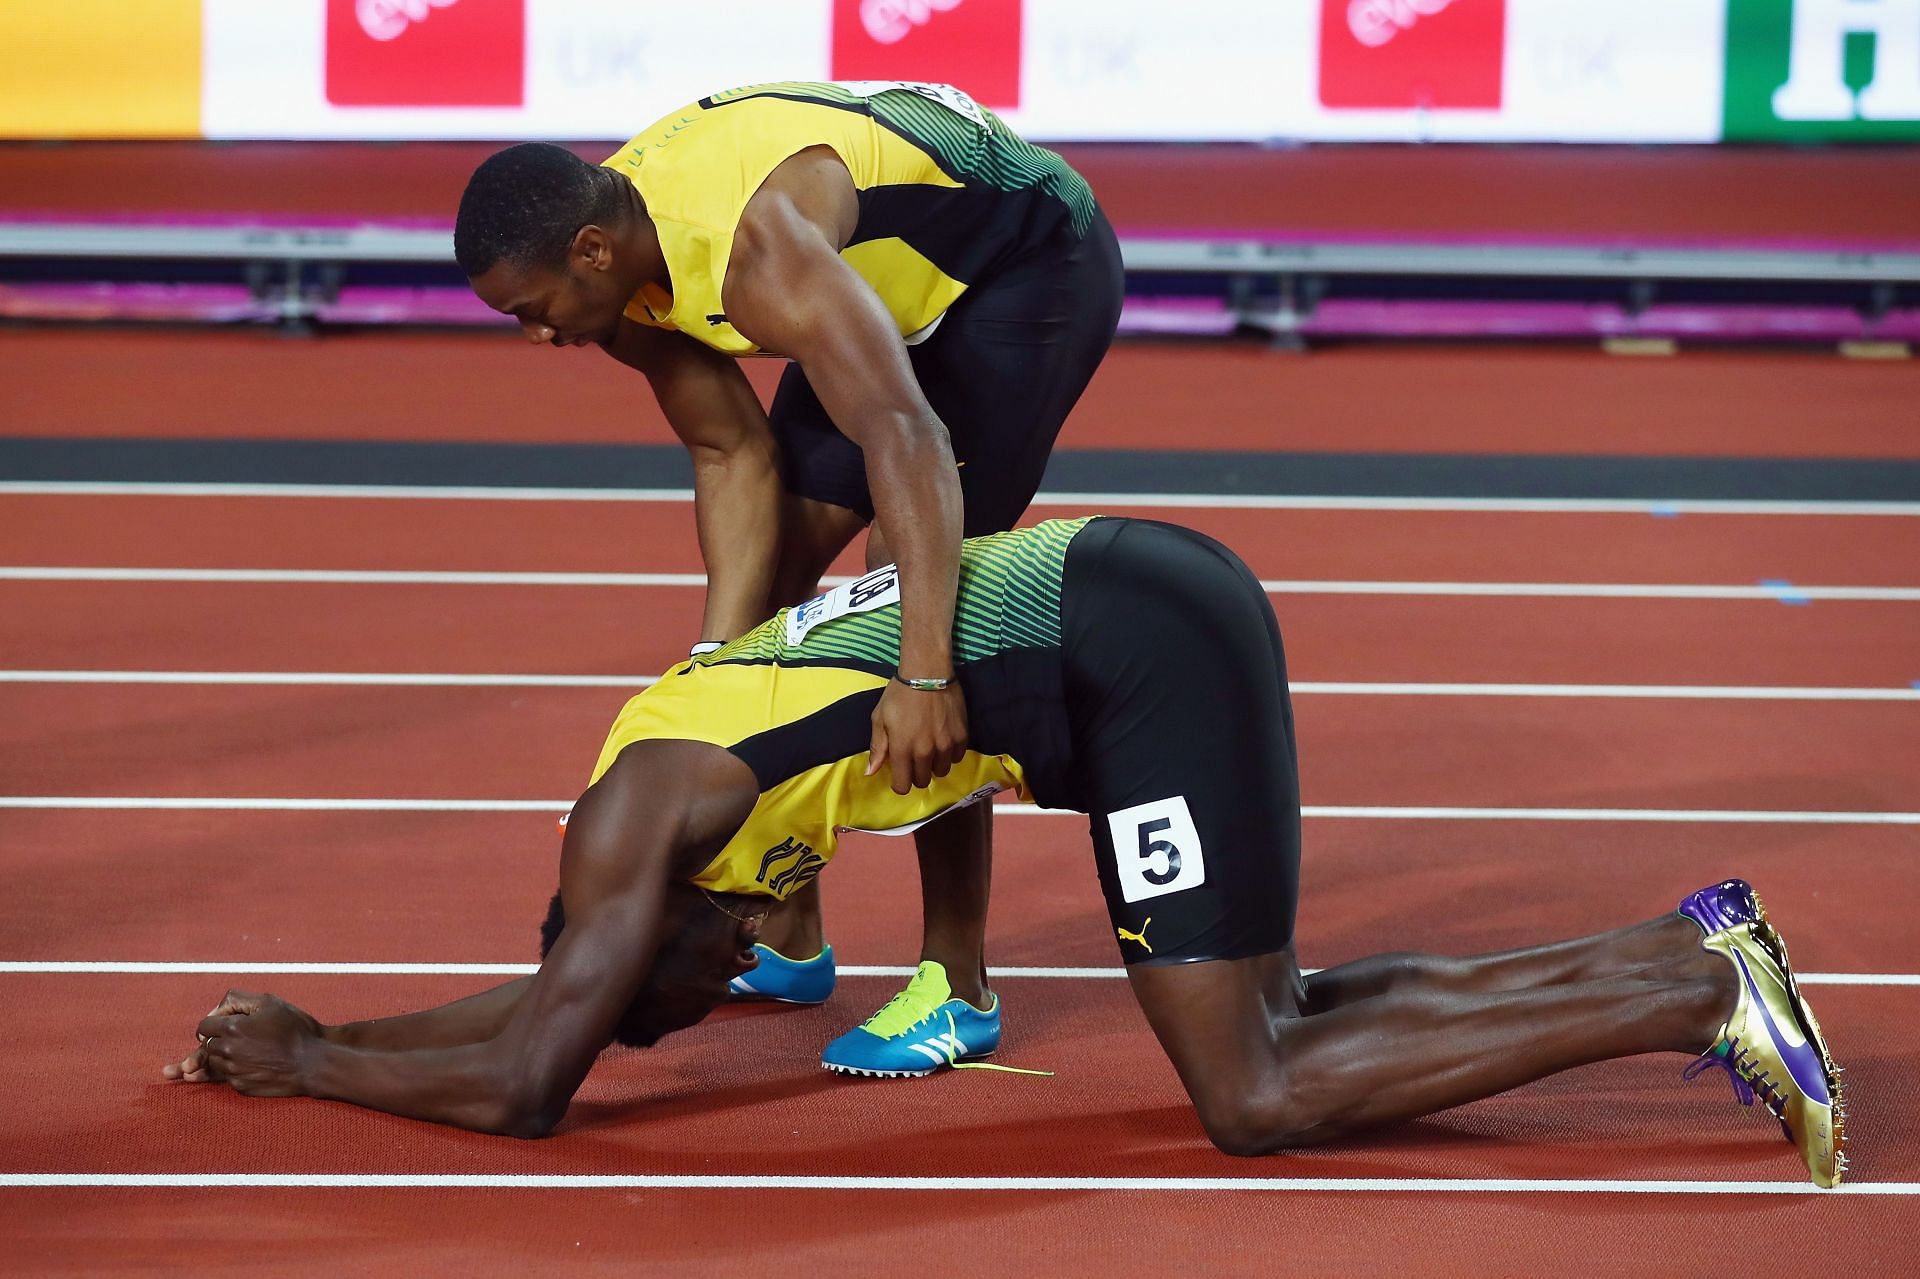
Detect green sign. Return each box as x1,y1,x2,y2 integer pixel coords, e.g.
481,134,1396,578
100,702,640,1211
1725,0,1920,140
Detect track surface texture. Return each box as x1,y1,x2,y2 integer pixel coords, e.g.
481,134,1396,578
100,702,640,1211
5,148,1920,1274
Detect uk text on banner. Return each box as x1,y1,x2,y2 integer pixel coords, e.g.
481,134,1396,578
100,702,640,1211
1286,0,1724,141
192,0,1901,142
0,0,201,138
325,0,527,107
1724,0,1920,139
830,0,1024,109
204,0,821,139
1318,0,1507,110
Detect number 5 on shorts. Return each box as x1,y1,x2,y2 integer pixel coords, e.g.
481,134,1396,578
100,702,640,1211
1106,796,1206,904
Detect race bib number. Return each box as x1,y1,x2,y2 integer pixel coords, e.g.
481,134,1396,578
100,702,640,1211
1106,796,1206,904
843,781,1006,837
785,564,901,646
836,80,988,127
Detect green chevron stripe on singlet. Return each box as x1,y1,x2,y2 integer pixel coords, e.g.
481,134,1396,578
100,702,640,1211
704,81,1096,236
711,517,1096,671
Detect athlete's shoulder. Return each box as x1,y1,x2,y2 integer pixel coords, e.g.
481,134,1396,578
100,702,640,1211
603,99,698,177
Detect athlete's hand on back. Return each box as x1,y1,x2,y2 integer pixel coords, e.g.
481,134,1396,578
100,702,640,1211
869,679,969,795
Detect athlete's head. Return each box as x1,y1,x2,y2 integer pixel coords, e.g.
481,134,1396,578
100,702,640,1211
538,883,768,1048
456,143,638,348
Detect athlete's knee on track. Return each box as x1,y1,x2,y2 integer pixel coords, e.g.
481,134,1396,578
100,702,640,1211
1190,1019,1396,1156
1189,1062,1326,1157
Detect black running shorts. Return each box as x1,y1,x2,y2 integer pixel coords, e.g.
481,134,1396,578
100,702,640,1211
1058,519,1302,966
766,208,1123,534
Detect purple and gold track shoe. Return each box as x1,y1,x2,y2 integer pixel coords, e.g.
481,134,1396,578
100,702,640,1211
1678,880,1847,1188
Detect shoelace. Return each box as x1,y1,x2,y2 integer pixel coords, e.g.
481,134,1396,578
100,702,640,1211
941,1010,1053,1078
861,966,1055,1077
860,968,951,1039
1684,1048,1755,1106
1683,1038,1784,1115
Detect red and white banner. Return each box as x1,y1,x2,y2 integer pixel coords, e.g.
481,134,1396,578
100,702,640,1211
1318,0,1506,109
200,0,1730,143
324,0,525,107
830,0,1022,110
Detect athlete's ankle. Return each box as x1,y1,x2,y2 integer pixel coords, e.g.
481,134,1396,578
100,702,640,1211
922,954,990,1008
1678,968,1740,1052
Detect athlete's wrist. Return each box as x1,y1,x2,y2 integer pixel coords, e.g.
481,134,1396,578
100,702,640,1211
893,672,953,692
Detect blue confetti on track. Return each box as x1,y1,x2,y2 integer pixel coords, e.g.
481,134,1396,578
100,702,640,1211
1760,579,1811,606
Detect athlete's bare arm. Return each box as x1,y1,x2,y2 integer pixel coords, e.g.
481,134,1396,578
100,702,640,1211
169,740,761,1136
603,321,785,643
164,976,533,1087
724,147,969,794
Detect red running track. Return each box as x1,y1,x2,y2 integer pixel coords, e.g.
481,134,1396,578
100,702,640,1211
8,494,1920,583
7,330,1920,458
3,680,1916,815
2,809,1917,974
4,336,1918,1270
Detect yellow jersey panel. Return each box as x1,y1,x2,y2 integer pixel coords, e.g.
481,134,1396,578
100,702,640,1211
588,661,884,785
602,81,1097,357
837,239,971,340
584,518,1098,901
686,750,1026,899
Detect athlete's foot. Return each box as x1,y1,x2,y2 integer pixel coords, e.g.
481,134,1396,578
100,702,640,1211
820,960,1002,1078
1677,879,1847,1188
735,885,834,1004
730,943,837,1005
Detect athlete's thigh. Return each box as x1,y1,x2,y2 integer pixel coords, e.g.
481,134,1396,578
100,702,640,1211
766,361,876,522
1063,521,1302,969
911,217,1123,535
769,490,865,607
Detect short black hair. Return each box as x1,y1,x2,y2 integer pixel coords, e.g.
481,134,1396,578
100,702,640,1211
454,143,628,277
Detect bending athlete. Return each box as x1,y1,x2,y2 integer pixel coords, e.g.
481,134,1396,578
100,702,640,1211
165,518,1847,1187
453,81,1124,1068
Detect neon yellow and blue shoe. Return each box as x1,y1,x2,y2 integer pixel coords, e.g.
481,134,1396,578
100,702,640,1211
729,943,835,1005
820,961,1001,1077
1678,880,1847,1188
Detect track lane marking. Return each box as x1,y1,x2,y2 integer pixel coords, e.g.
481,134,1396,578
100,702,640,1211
4,670,1917,699
6,798,1918,823
0,962,1908,984
0,670,659,688
5,482,1920,516
6,566,1919,599
0,1173,1906,1194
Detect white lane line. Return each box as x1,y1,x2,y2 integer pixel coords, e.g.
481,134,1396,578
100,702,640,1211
0,962,1907,985
6,481,1920,517
3,671,1917,701
0,483,708,503
0,798,571,812
0,1172,1903,1194
6,565,1919,599
0,567,709,587
1298,682,1920,700
0,962,539,976
1264,581,1920,600
5,798,1920,824
0,670,660,688
1304,807,1920,824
